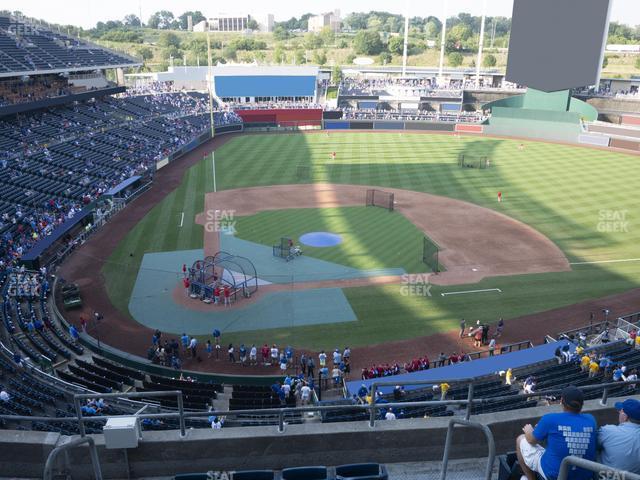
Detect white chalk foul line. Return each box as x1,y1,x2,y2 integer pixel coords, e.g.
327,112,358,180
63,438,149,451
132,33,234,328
441,288,502,297
179,212,184,228
570,258,640,265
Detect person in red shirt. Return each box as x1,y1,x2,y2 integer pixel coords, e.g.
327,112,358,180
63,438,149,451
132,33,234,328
497,191,502,203
223,285,231,306
331,152,336,160
261,344,270,365
213,285,220,305
182,277,190,296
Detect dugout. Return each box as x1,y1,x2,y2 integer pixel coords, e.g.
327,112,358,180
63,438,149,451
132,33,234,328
188,252,258,302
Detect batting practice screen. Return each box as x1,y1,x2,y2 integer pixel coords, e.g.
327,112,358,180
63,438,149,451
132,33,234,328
366,189,394,211
458,154,489,169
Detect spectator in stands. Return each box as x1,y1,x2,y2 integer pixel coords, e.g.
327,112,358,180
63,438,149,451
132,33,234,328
332,366,342,386
300,353,307,375
517,386,597,480
554,346,564,364
69,324,79,343
385,409,396,420
307,357,315,379
300,382,312,405
228,344,235,363
523,376,536,395
210,416,224,429
0,389,10,402
589,358,601,378
438,382,450,401
627,328,637,346
189,337,198,359
270,344,279,365
316,350,327,368
239,344,247,366
598,398,640,474
488,338,496,356
581,352,592,372
249,344,257,365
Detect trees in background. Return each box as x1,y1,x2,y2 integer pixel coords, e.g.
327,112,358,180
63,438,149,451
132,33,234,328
483,54,497,67
448,52,464,67
177,11,205,30
353,30,383,55
148,11,177,30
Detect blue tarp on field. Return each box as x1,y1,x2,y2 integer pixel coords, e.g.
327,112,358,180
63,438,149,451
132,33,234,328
346,339,573,395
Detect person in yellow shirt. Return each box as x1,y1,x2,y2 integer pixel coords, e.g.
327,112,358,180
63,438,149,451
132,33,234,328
580,354,591,372
635,335,640,349
506,368,515,385
439,382,450,401
575,345,584,357
589,360,600,378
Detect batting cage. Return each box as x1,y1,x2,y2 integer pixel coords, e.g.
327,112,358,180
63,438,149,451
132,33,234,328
422,236,440,273
458,153,490,169
188,251,258,302
366,189,395,211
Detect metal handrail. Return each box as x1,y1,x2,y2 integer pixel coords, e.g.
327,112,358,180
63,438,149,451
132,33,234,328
43,436,103,480
73,390,187,438
439,418,495,480
0,378,635,434
558,456,640,480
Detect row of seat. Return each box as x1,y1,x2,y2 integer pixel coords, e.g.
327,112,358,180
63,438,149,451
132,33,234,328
174,464,388,480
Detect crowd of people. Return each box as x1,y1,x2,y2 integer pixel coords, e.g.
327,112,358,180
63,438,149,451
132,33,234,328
0,76,72,107
0,90,244,272
340,107,487,123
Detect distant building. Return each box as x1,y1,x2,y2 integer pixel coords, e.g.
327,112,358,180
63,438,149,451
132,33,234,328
257,14,274,33
191,13,274,33
307,10,341,33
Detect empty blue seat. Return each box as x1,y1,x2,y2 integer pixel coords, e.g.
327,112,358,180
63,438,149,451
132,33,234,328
173,474,209,480
232,470,275,480
335,464,388,480
281,466,328,480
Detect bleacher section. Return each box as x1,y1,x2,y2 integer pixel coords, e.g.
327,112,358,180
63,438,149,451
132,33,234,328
0,16,138,75
0,92,241,266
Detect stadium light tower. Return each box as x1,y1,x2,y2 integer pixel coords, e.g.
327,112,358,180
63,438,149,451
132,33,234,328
402,0,410,77
437,0,448,83
475,0,487,88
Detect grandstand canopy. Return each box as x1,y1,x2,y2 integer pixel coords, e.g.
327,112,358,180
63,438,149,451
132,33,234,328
0,16,140,78
211,66,318,99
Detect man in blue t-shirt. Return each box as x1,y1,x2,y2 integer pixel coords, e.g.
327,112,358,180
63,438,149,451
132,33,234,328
516,386,596,480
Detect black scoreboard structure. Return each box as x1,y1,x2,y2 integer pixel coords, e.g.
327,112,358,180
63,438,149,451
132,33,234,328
506,0,612,92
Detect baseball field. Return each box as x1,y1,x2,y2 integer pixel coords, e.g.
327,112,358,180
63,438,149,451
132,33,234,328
101,132,640,350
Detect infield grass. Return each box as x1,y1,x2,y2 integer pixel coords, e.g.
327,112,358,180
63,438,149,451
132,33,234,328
103,132,640,348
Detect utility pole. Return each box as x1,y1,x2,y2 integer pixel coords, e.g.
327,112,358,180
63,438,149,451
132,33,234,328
438,0,448,82
475,0,487,88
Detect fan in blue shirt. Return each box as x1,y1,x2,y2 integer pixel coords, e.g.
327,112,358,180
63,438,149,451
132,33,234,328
517,386,597,480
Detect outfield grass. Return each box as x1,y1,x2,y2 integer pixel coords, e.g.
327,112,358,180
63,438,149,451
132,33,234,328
103,132,640,348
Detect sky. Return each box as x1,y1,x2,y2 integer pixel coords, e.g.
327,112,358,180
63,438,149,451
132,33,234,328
5,0,640,29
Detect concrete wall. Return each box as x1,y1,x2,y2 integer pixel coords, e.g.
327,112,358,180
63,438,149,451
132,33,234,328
2,396,637,479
